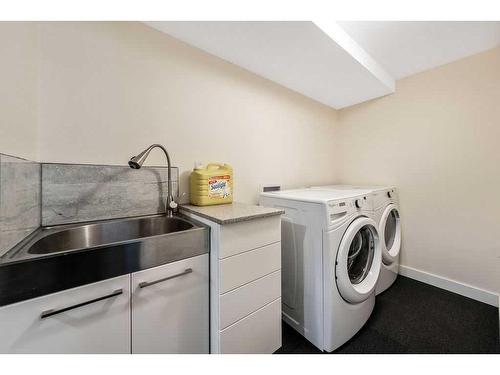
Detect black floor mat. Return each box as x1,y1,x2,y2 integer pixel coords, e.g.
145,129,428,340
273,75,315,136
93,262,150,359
275,276,500,354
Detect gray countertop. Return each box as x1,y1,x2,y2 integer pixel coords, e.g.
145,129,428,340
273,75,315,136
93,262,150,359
181,202,284,225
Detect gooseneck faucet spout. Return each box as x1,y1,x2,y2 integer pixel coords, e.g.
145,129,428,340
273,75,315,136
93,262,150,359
128,144,177,217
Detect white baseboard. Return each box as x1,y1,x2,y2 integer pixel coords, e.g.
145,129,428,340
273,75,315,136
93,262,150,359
399,265,499,307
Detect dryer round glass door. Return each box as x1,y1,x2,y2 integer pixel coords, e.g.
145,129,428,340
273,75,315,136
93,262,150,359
380,204,401,265
335,217,381,304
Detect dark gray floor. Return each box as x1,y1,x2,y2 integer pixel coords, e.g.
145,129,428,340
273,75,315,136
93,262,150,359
276,276,500,354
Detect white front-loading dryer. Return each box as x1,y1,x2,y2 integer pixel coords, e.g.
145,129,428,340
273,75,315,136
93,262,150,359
371,187,401,294
260,188,381,352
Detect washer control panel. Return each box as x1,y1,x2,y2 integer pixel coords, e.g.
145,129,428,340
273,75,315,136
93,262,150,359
327,196,371,223
328,200,349,214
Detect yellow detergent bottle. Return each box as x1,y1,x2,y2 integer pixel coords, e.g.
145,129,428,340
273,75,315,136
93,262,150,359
190,163,233,206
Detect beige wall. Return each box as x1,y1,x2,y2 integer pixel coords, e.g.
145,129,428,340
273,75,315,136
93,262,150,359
37,22,339,203
0,22,39,160
336,47,500,294
2,21,497,296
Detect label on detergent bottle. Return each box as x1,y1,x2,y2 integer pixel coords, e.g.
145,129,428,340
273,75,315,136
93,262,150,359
208,175,232,199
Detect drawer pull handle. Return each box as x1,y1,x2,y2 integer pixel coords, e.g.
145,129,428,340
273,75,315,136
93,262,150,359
139,268,193,289
40,289,123,319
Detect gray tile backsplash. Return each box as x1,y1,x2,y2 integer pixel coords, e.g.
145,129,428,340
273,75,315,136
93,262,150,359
42,164,179,226
0,154,41,256
0,157,177,254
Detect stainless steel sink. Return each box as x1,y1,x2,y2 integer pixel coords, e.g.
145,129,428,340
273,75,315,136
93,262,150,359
28,216,194,255
0,214,209,307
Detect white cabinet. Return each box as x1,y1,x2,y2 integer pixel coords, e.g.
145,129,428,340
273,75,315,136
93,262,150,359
0,275,130,354
182,209,282,354
0,255,209,354
131,254,209,354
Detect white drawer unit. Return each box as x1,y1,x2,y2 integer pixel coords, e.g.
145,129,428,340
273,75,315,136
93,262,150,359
131,254,209,354
0,275,131,354
181,204,283,354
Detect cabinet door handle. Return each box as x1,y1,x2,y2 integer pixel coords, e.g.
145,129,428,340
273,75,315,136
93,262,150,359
40,289,123,319
139,268,193,289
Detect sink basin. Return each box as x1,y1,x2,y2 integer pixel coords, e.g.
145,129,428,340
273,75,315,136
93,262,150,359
28,216,194,255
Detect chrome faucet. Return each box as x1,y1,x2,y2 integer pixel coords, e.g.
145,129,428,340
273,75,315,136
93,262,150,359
128,144,178,217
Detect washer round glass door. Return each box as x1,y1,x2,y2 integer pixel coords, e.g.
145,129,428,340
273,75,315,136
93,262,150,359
336,217,381,304
380,204,401,265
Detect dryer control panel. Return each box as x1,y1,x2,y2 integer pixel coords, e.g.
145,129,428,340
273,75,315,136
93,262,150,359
372,188,398,209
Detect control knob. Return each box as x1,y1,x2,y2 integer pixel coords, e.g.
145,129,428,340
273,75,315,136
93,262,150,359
355,198,364,208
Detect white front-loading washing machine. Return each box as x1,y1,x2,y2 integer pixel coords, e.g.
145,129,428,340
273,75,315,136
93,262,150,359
310,185,402,295
260,188,382,352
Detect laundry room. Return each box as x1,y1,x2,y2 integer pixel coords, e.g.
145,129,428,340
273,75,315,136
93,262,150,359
0,1,499,372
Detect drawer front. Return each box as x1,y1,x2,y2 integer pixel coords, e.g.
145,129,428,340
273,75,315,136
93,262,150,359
219,242,281,294
220,270,281,330
220,298,282,354
219,216,281,258
0,275,131,354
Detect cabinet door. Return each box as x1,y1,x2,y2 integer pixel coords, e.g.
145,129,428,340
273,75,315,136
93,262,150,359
131,254,209,354
0,275,131,354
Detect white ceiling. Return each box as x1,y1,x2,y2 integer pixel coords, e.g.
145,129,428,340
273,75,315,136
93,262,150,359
146,21,394,109
338,21,500,79
146,21,500,110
